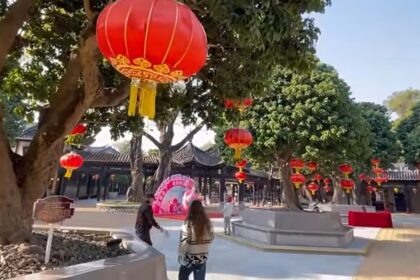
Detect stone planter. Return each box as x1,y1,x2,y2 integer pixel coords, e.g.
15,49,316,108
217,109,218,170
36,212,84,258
14,227,167,280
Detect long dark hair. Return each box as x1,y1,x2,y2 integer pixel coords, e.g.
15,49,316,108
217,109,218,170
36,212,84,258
187,200,211,242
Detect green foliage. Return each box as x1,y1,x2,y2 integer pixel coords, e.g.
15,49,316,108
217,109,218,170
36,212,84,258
1,96,27,146
146,149,160,157
215,63,373,175
396,102,420,165
385,88,420,120
357,102,400,168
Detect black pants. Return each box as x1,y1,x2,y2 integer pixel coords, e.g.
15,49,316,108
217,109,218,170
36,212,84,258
179,263,206,280
137,230,152,246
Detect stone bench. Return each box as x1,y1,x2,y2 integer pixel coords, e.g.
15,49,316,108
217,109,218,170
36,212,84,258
232,208,354,248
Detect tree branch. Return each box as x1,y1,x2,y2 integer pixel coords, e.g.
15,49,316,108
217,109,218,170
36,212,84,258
171,122,205,151
92,83,130,107
144,132,162,150
83,0,94,21
0,0,36,71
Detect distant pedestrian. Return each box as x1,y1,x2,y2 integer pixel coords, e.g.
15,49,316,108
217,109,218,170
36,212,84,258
135,194,166,246
223,196,234,235
178,200,214,280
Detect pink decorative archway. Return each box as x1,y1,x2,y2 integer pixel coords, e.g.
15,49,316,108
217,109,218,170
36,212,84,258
152,174,198,214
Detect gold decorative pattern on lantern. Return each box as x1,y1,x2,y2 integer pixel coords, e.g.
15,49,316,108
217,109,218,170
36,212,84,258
110,55,186,83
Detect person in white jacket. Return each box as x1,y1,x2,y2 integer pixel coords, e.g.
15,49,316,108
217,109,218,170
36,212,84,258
223,196,234,235
178,200,214,280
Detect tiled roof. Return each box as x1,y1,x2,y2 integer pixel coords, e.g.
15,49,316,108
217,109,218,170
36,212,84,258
173,142,224,167
80,150,180,166
16,124,38,141
368,170,420,181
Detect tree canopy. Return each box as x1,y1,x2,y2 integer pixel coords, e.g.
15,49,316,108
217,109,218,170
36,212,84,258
385,88,420,120
357,102,400,168
396,102,420,166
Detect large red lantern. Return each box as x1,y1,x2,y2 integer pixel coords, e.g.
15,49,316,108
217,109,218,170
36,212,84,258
97,0,207,119
340,179,354,193
290,158,304,173
307,182,319,195
306,161,317,172
339,164,353,179
224,128,253,160
60,152,84,178
291,173,305,189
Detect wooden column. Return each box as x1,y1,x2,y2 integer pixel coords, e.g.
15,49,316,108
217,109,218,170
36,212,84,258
219,169,225,203
86,174,92,199
75,173,82,199
404,184,412,213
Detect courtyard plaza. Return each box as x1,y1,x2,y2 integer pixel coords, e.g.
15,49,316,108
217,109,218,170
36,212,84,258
35,201,420,280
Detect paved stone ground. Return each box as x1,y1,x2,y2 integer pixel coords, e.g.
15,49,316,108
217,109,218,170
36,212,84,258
40,209,381,280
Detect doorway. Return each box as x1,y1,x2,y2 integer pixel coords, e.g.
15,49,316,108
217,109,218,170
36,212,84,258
394,192,407,212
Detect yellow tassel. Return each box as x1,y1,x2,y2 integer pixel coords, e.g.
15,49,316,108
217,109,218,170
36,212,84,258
128,82,139,116
234,148,241,160
139,82,157,119
65,169,73,178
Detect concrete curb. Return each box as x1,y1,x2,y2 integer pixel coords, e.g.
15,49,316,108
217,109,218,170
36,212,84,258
215,232,372,255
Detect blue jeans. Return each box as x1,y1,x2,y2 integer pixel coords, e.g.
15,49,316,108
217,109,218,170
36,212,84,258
178,263,206,280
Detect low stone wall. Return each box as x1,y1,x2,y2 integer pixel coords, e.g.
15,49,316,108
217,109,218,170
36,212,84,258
14,227,167,280
232,208,354,248
96,202,139,214
319,204,376,223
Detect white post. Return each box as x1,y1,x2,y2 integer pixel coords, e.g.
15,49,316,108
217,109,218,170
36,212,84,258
45,223,54,264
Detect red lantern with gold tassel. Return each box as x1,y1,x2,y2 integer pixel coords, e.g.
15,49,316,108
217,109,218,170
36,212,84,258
96,0,207,119
290,158,304,174
60,152,84,178
313,173,323,182
307,182,319,195
323,178,332,192
339,164,353,179
224,128,253,160
235,171,247,183
340,179,354,193
306,161,317,172
291,173,305,189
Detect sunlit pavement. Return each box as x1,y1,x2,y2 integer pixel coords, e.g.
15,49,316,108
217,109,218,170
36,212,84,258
36,209,391,280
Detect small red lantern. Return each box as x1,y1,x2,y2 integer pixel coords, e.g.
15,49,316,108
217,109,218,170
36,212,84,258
306,161,318,172
339,164,353,179
70,123,87,135
224,97,253,111
236,159,247,169
313,173,323,182
224,99,235,109
323,178,332,185
367,185,375,193
235,171,247,183
224,128,253,160
358,173,366,181
372,167,384,175
291,173,305,189
340,179,354,193
307,182,319,195
290,158,305,173
97,0,207,118
324,185,332,192
60,152,84,178
371,159,380,168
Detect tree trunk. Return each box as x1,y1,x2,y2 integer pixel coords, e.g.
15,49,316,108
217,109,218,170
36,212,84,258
153,149,173,191
129,129,144,202
278,157,302,210
0,0,36,71
331,177,344,204
0,17,124,244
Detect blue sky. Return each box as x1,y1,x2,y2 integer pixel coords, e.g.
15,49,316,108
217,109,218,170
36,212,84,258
313,0,420,104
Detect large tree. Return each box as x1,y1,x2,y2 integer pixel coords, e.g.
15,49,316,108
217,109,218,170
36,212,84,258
215,63,372,209
0,0,330,244
396,102,420,166
385,88,420,120
357,102,400,168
